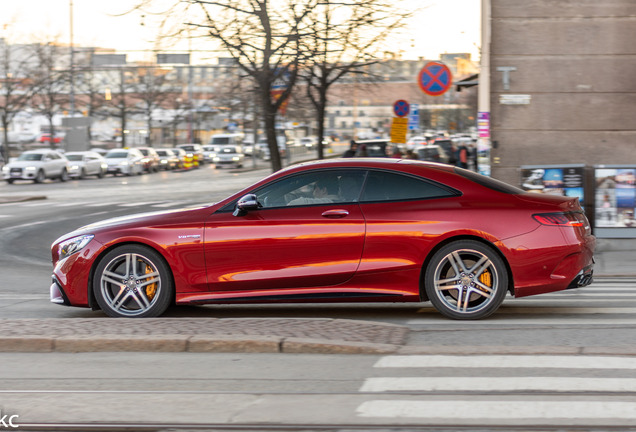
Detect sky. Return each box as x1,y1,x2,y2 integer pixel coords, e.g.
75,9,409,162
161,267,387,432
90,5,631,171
1,0,481,63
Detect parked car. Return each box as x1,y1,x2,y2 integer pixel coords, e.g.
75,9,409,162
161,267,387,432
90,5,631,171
172,148,187,169
51,159,594,319
432,139,456,163
353,139,388,157
155,149,180,170
2,149,69,184
212,146,245,169
103,148,145,176
176,144,205,166
65,151,107,179
137,147,161,173
406,135,428,150
258,136,288,161
202,145,222,163
299,136,331,150
414,145,449,164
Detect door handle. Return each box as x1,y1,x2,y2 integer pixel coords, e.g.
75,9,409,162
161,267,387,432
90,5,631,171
322,209,349,218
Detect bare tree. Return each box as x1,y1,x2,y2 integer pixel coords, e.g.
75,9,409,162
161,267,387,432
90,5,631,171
103,68,140,148
30,42,69,150
0,41,41,160
134,66,172,146
303,0,414,159
179,0,319,172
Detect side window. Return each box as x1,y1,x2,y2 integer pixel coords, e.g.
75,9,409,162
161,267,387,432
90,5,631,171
256,170,366,208
360,170,458,203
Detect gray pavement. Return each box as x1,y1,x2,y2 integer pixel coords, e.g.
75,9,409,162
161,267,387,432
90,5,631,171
1,193,635,355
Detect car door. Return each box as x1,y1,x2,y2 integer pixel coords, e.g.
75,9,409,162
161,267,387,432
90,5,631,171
204,169,367,292
356,169,461,275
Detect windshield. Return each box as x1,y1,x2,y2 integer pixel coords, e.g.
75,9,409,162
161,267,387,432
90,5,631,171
17,153,43,161
220,147,238,153
106,152,129,158
211,137,231,145
66,155,83,161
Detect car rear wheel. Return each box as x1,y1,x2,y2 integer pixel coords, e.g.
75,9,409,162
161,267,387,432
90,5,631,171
93,245,173,318
60,169,69,182
424,240,508,320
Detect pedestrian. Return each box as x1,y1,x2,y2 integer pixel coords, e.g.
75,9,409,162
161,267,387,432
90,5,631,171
457,143,468,168
343,140,357,158
391,146,403,158
404,149,418,160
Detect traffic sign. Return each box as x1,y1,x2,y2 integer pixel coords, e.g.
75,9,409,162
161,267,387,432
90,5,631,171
418,61,453,96
393,100,410,117
408,103,419,130
390,117,408,143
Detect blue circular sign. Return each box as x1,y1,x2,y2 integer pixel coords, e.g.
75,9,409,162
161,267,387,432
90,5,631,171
393,100,410,117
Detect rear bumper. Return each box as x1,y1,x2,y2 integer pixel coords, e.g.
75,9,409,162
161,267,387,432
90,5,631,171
567,264,594,289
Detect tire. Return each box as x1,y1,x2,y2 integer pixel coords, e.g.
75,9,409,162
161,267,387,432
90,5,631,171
424,240,508,320
97,169,105,179
6,179,15,184
34,170,45,184
60,169,69,182
79,168,86,180
93,244,173,318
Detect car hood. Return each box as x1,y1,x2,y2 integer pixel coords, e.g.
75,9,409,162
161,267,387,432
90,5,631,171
55,204,215,244
7,160,45,168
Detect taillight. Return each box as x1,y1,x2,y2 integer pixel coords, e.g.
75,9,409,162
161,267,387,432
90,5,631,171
533,212,584,227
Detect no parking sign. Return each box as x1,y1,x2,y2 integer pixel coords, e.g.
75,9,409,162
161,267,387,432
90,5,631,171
418,61,452,96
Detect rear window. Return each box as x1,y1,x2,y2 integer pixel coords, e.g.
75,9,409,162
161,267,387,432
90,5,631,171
456,168,523,194
361,170,459,202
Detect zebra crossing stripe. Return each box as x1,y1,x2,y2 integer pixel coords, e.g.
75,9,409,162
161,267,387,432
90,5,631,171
373,355,636,369
356,400,636,420
360,376,636,393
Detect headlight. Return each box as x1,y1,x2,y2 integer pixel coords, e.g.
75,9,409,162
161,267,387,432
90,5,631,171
58,235,94,260
70,165,80,170
213,157,220,162
1,166,8,173
232,156,240,161
119,161,129,166
25,166,37,172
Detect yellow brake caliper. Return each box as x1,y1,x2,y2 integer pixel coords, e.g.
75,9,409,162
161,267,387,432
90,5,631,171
478,270,492,291
145,265,157,300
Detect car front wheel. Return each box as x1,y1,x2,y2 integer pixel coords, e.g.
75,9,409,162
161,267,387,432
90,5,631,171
424,240,508,320
93,245,173,318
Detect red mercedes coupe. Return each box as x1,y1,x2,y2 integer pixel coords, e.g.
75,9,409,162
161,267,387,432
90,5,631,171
51,159,595,319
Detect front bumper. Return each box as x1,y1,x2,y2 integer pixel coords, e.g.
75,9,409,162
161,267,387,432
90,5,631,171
50,276,71,306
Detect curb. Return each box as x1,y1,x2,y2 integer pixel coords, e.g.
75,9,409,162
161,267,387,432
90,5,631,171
0,335,399,355
0,318,407,354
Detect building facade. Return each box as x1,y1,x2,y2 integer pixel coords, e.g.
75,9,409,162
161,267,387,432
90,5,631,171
489,1,636,186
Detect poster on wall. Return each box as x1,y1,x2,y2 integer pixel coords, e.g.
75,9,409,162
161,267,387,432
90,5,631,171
520,165,585,204
595,168,636,228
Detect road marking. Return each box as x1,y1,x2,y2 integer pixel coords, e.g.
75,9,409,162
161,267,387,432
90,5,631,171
374,355,636,369
357,400,636,420
360,376,636,393
410,317,636,325
118,201,165,207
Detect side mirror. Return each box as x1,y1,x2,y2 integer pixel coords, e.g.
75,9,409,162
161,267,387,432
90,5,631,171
233,194,261,217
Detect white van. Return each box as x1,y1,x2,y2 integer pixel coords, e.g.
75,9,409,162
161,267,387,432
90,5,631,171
209,133,244,147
